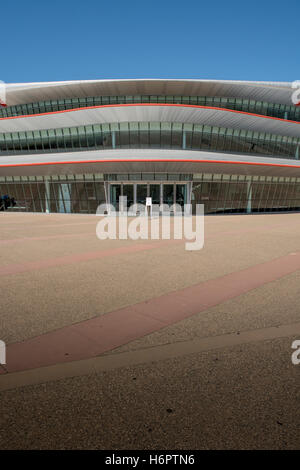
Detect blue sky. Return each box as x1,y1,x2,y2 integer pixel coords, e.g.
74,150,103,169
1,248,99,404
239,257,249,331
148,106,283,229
2,0,300,83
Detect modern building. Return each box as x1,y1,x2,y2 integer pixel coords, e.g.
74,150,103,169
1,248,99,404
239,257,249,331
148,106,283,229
0,79,300,214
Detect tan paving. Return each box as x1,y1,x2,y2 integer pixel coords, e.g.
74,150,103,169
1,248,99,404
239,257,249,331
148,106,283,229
1,212,300,344
3,249,300,373
1,320,300,391
0,337,299,449
0,212,300,449
108,269,300,354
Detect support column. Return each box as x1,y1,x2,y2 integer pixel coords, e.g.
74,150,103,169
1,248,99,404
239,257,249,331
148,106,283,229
186,182,193,215
134,184,137,205
102,181,110,214
160,183,164,206
188,182,193,205
173,183,176,209
112,131,116,149
296,146,299,160
45,177,50,213
182,130,186,150
247,181,252,214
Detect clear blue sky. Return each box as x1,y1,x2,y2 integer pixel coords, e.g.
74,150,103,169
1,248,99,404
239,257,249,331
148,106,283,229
2,0,300,83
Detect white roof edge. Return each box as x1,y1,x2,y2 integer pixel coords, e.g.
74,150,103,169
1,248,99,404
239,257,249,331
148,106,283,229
5,78,293,89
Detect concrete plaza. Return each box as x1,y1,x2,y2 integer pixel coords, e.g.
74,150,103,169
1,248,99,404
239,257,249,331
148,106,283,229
0,212,299,449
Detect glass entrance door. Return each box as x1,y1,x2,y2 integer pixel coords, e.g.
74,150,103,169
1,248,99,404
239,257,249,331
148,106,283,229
149,184,160,205
136,184,148,205
123,184,134,208
110,184,121,211
175,184,186,208
109,182,190,212
163,184,174,206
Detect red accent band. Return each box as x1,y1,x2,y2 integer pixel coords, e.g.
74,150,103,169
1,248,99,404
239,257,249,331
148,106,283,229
1,158,300,169
0,103,299,125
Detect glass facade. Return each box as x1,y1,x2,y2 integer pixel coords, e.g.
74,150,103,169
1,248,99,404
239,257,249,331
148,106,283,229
1,95,299,121
1,173,300,215
1,121,299,160
192,174,300,214
0,174,106,213
2,88,300,215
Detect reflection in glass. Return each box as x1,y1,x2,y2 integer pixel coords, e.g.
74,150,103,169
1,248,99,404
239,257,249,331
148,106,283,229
123,184,134,208
149,185,160,205
176,184,186,207
163,184,174,206
136,184,147,204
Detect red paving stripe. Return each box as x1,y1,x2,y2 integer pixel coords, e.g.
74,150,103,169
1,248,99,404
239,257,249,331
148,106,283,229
0,232,95,246
1,218,299,268
0,239,182,277
4,251,300,373
0,220,97,227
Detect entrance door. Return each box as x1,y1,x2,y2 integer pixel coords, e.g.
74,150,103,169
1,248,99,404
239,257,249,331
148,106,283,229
123,184,134,208
110,182,189,212
110,184,134,210
163,184,174,206
162,183,187,210
175,184,186,208
149,184,160,205
136,184,148,205
110,184,121,211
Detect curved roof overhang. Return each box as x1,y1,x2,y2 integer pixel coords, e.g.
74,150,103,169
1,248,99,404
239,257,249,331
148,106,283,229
1,149,300,178
5,79,296,107
0,104,300,138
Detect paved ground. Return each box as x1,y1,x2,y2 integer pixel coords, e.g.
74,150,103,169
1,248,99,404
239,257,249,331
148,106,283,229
0,212,299,449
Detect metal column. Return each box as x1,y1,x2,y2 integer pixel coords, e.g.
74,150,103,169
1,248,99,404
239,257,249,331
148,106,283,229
112,131,116,149
182,131,186,150
45,177,50,213
247,181,252,214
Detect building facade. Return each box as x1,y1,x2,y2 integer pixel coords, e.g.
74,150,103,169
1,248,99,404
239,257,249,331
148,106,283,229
0,79,300,214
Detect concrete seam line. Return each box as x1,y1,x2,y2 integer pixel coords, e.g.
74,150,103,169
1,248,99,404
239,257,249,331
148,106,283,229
1,321,299,392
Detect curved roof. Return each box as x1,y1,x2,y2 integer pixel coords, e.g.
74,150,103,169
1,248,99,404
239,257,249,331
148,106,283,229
1,148,300,178
5,79,296,106
1,80,299,178
1,104,299,138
